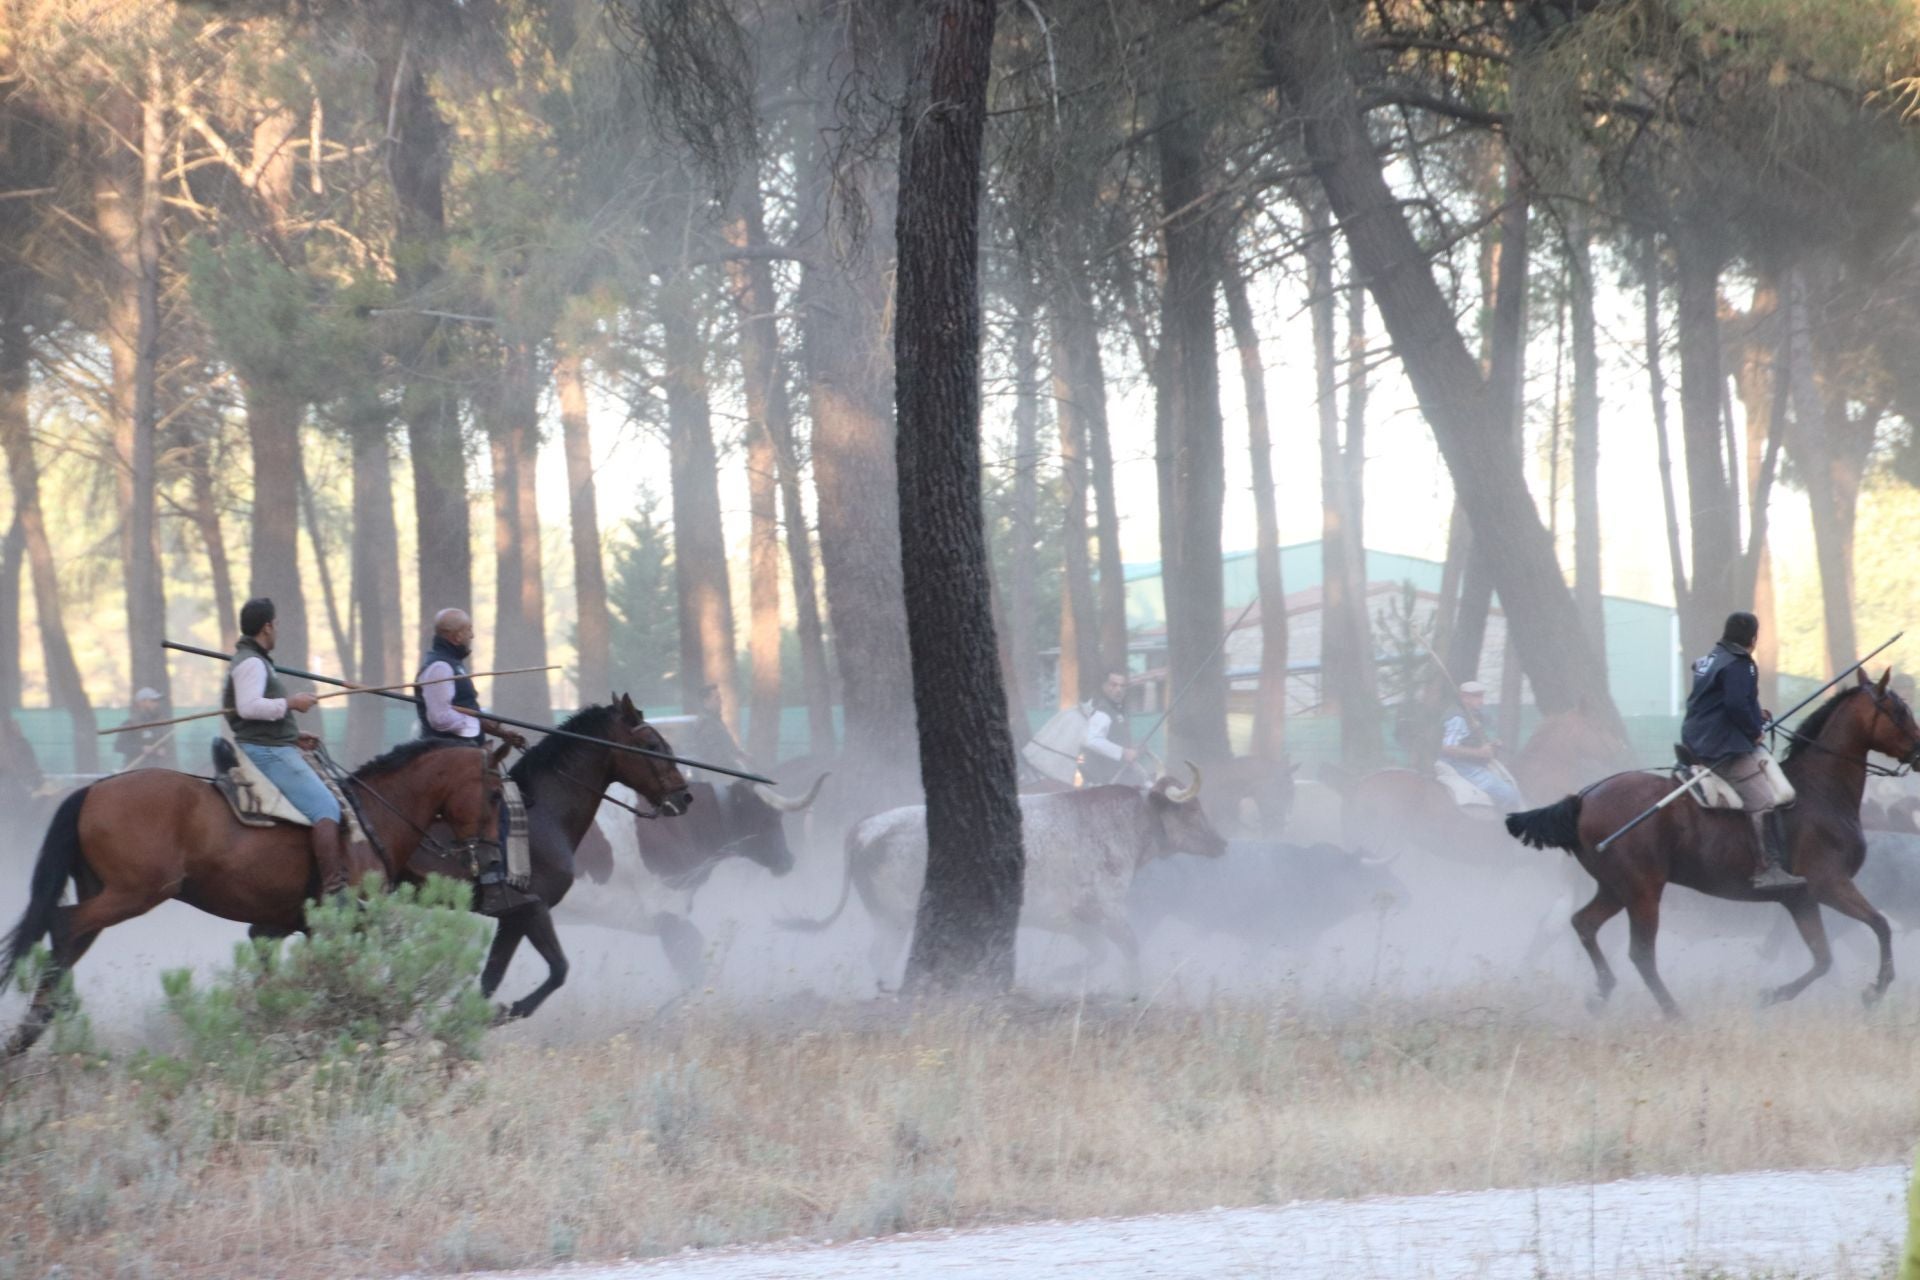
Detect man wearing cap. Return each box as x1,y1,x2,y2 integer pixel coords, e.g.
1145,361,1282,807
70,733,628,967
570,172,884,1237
114,686,174,770
1439,681,1524,810
1683,610,1804,890
225,596,354,900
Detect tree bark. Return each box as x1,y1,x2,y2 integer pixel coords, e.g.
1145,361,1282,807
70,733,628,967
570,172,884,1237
1567,199,1605,676
243,383,310,673
1222,253,1286,762
347,425,404,765
1793,300,1874,678
1156,106,1231,766
1057,336,1102,707
299,460,351,679
486,340,552,723
1004,293,1040,718
723,201,788,763
379,54,470,626
663,285,740,725
94,63,170,709
1673,231,1738,660
798,48,915,792
0,514,19,712
0,317,97,767
187,428,236,641
1731,282,1784,705
1054,264,1129,677
556,350,611,707
1264,8,1617,727
894,0,1022,996
1644,239,1690,626
1340,275,1379,759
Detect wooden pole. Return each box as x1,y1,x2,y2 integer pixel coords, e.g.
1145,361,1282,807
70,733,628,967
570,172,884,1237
99,666,557,735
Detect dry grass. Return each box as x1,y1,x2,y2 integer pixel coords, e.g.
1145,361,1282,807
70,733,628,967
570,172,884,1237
3,984,1919,1278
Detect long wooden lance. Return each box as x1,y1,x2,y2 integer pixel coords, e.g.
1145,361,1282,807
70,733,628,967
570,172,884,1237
99,667,559,735
159,639,780,786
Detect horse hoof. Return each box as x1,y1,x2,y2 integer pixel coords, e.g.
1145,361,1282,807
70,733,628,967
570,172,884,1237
1758,988,1783,1009
1584,994,1609,1016
1863,987,1885,1009
490,1002,518,1026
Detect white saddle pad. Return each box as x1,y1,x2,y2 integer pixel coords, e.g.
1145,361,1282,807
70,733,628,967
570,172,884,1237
1434,761,1501,816
232,747,314,827
1680,766,1748,811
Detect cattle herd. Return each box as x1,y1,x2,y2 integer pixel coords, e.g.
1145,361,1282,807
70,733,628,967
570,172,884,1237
549,736,1920,999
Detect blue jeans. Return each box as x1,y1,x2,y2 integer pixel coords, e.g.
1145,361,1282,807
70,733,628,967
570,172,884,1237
239,742,342,824
1458,763,1524,811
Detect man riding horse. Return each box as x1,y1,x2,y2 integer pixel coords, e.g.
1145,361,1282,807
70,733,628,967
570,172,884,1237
225,597,356,900
1683,610,1804,890
416,606,534,914
1439,681,1523,811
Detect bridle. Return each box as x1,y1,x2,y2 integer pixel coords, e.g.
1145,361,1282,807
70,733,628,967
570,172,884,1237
1768,689,1920,777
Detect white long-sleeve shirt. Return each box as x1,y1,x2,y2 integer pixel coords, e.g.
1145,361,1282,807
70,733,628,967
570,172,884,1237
1082,708,1126,761
231,656,288,721
419,660,481,737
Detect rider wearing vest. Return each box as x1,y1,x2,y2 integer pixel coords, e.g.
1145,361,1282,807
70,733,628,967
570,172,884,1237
223,597,353,900
415,608,527,750
1439,681,1524,810
415,607,530,916
1080,670,1139,786
1682,610,1804,890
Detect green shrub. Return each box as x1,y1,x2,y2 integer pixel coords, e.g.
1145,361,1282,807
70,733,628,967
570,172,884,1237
153,875,493,1093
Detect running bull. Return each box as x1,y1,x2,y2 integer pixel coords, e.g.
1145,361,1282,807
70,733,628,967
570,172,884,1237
778,766,1225,991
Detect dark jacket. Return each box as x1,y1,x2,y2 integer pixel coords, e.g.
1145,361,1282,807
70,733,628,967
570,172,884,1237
1682,641,1766,761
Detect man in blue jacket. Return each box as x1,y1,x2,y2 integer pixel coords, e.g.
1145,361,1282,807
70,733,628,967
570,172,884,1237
1682,611,1804,890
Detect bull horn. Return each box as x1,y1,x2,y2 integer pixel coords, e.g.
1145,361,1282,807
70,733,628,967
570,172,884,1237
1164,761,1202,804
755,771,829,813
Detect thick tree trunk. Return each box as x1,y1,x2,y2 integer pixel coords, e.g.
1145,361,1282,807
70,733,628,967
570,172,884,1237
1004,294,1040,718
1340,275,1380,760
556,351,611,707
0,515,19,712
1054,269,1129,678
347,426,404,764
1222,255,1286,761
798,90,915,791
486,341,552,723
1673,232,1738,660
1156,107,1231,766
1057,343,1102,706
1803,346,1872,678
894,0,1022,996
1567,203,1605,676
1644,239,1690,627
244,383,310,673
0,319,98,767
299,461,351,679
724,200,789,763
187,431,236,640
379,55,470,625
1265,9,1617,727
1731,283,1784,705
94,69,170,709
662,288,739,725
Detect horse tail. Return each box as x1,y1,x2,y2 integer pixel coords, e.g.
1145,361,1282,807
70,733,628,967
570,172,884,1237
774,823,858,934
2,786,89,980
1505,793,1584,854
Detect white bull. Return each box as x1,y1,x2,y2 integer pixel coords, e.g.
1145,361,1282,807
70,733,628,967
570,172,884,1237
779,768,1226,991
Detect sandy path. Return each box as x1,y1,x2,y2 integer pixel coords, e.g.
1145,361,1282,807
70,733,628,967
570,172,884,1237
463,1164,1907,1280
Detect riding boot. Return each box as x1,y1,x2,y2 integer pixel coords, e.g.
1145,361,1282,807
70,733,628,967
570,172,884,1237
310,818,352,901
1749,809,1806,891
474,845,537,917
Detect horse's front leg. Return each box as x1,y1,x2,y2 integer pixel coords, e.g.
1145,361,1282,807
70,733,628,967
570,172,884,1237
1761,890,1832,1006
481,914,526,1002
499,902,569,1021
1813,875,1896,1005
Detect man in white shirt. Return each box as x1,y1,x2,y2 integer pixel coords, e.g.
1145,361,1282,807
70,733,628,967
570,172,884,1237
414,608,527,749
1081,670,1142,786
223,597,352,899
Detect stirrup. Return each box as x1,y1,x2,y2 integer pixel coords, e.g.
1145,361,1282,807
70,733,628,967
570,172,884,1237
1750,863,1806,891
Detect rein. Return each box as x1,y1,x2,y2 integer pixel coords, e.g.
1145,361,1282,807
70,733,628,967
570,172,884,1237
1769,694,1919,779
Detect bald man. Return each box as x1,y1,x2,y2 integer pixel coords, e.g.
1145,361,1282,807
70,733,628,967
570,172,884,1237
415,608,527,749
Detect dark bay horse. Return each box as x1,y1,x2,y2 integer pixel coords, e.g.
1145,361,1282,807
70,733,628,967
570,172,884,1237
1506,671,1920,1017
480,695,692,1021
3,739,507,1056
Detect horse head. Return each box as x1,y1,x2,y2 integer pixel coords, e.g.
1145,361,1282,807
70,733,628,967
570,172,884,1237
1858,667,1920,769
604,692,695,816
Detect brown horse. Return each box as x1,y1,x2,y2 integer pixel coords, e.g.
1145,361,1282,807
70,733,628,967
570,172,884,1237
3,739,508,1055
1341,706,1632,865
1506,671,1920,1018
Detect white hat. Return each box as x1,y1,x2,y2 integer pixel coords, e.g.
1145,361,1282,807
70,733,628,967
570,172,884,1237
1458,680,1488,696
134,687,162,703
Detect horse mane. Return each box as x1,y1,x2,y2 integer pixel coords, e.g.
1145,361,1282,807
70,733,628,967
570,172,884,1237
1783,685,1862,760
511,704,616,783
353,737,464,781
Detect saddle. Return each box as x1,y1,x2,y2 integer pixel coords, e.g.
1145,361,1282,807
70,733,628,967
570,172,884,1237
1669,744,1747,811
210,738,368,843
1432,760,1509,821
